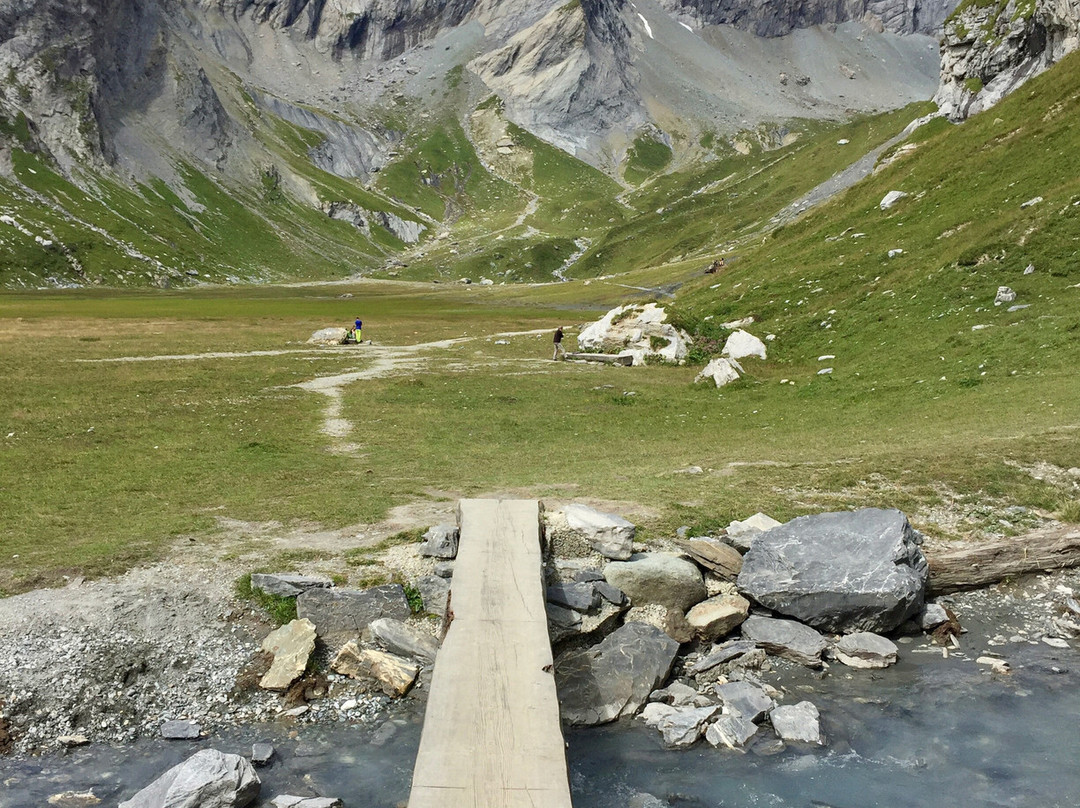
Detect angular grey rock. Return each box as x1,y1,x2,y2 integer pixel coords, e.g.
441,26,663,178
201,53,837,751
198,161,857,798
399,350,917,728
556,622,680,725
918,602,949,631
415,575,450,619
594,581,627,605
995,286,1017,305
834,632,899,669
705,714,760,749
605,553,707,612
638,701,677,728
160,720,200,740
251,743,274,767
297,585,410,647
770,701,823,744
118,749,260,808
548,599,626,646
737,509,928,633
688,640,758,675
562,504,636,560
546,602,583,632
433,561,455,579
260,618,317,690
573,569,606,583
649,681,700,706
656,705,719,747
366,617,439,665
250,573,333,598
686,593,750,641
740,615,827,668
714,681,775,723
420,524,459,559
271,797,343,808
547,582,601,613
725,512,781,552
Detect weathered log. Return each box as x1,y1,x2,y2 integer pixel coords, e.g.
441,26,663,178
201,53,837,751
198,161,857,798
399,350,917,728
926,525,1080,595
564,352,634,366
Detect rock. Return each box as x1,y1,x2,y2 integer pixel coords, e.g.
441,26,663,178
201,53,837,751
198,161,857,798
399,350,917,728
57,735,90,747
879,190,909,210
1020,196,1043,208
365,617,439,664
673,538,743,580
722,329,767,361
977,656,1011,674
995,286,1017,305
649,681,702,706
251,743,275,767
547,602,584,635
547,582,601,613
686,593,750,641
576,303,691,366
160,720,201,740
556,622,680,725
887,248,904,258
259,619,317,691
271,798,343,808
572,569,606,583
48,792,101,807
770,701,823,744
118,749,260,808
549,598,627,645
307,327,349,345
639,701,677,727
705,714,759,749
714,681,775,722
918,602,950,631
297,585,411,647
656,705,719,747
628,793,668,808
834,632,898,668
250,573,333,598
740,615,827,668
420,524,459,559
415,575,450,619
433,561,455,579
561,504,636,560
725,513,781,552
605,553,708,612
594,581,627,605
688,640,758,675
695,356,743,387
736,509,928,634
330,643,418,697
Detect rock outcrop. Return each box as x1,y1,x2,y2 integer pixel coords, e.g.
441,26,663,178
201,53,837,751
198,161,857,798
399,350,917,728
577,304,691,366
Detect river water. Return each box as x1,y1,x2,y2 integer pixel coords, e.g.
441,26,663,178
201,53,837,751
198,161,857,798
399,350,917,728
2,583,1077,808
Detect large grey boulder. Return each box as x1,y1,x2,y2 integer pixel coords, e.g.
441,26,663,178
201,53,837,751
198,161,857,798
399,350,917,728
556,622,680,725
740,615,827,668
834,632,898,669
655,705,719,747
737,509,928,633
561,504,636,560
705,714,759,749
297,585,411,647
604,553,707,612
713,681,775,722
365,617,439,665
119,749,260,808
250,573,333,598
420,524,459,559
770,701,823,744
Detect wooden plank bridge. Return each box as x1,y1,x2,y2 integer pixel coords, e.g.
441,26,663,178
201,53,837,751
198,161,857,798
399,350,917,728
408,499,573,808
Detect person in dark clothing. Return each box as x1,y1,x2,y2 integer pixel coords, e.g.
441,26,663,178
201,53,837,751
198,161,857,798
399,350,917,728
552,326,566,360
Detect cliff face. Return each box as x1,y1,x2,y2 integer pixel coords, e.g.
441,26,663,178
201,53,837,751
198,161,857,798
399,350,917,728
658,0,958,37
935,0,1080,119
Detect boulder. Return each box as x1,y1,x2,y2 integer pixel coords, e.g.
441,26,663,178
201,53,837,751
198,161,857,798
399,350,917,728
365,617,439,665
688,639,758,675
638,701,677,728
649,681,703,707
297,585,411,647
420,524,459,559
994,286,1017,305
561,504,636,560
834,632,898,669
673,538,743,580
918,602,949,631
726,512,781,552
879,190,909,210
259,619,317,691
770,701,823,744
307,328,348,345
160,720,201,740
713,681,775,722
556,622,680,725
433,561,455,579
695,357,742,387
722,330,767,361
686,593,750,641
250,574,333,598
740,615,827,668
547,582,601,613
656,705,719,747
577,303,691,365
331,642,418,697
118,749,260,808
548,598,626,645
705,714,759,749
604,553,707,612
736,509,928,633
594,582,627,605
415,575,450,619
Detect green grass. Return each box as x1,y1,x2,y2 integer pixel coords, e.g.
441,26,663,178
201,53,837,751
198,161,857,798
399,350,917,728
623,134,673,185
235,573,299,625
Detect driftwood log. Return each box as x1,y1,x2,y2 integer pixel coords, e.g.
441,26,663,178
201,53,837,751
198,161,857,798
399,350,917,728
926,524,1080,595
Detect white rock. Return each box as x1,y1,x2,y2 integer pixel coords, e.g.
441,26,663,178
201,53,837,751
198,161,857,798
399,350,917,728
994,286,1016,305
1020,196,1043,208
722,330,766,361
976,656,1010,674
817,355,835,361
879,190,909,210
561,504,636,560
695,357,742,387
888,249,904,258
1023,264,1035,274
817,367,833,375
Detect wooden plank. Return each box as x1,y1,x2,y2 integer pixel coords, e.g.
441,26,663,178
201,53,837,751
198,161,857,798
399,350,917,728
408,499,573,808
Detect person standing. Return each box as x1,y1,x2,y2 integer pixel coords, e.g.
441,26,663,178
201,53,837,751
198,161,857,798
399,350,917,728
552,326,566,360
355,318,363,342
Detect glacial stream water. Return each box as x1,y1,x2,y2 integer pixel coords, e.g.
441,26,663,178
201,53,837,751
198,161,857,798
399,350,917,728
3,581,1078,808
